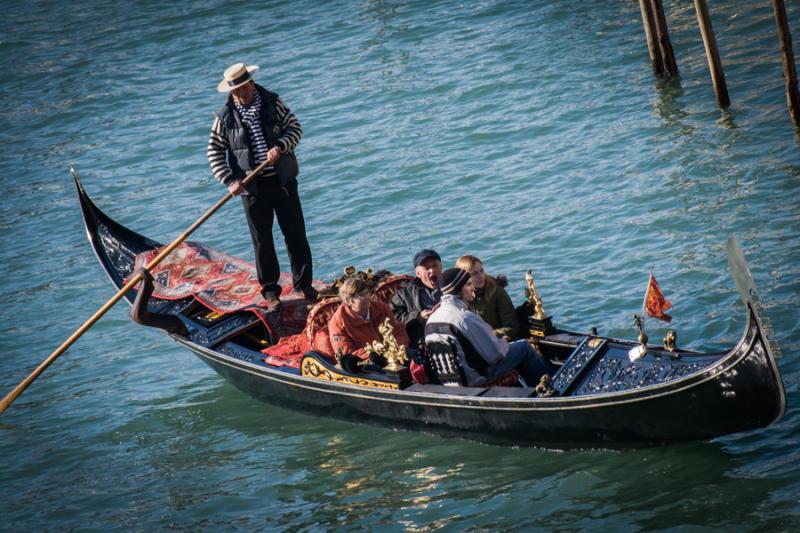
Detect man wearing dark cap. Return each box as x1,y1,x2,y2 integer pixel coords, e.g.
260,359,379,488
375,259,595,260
390,249,443,349
425,268,553,387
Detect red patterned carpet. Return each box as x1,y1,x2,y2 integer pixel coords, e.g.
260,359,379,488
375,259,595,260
130,242,325,363
129,242,411,369
131,241,322,311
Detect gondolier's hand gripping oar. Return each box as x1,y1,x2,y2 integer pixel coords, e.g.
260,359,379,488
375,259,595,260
0,161,271,415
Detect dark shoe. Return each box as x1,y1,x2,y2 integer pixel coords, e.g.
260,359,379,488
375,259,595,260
301,285,319,300
262,291,281,312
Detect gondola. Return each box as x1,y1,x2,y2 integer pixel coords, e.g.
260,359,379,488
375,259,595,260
74,174,786,448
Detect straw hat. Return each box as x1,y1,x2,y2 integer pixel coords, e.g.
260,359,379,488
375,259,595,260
217,63,260,93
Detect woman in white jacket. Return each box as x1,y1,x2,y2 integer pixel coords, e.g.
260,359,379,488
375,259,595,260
425,268,553,387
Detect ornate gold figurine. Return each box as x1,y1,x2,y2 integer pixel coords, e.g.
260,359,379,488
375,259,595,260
663,329,677,352
319,266,393,299
364,318,408,371
534,374,556,397
525,269,547,320
628,313,648,362
633,313,648,346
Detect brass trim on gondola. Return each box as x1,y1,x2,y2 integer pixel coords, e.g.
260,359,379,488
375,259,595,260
300,356,399,390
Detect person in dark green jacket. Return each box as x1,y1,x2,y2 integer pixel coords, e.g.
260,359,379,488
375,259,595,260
455,255,520,339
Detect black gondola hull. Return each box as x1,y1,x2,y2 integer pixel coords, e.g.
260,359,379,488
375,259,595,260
74,172,786,448
180,310,783,448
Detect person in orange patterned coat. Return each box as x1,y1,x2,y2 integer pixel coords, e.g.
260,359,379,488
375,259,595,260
328,278,410,360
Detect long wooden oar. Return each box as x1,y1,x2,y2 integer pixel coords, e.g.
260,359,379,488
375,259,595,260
0,162,270,415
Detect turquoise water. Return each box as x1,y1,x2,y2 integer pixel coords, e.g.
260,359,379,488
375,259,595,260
2,0,799,529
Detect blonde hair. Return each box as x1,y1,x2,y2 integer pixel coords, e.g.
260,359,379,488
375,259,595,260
455,255,483,271
339,277,369,300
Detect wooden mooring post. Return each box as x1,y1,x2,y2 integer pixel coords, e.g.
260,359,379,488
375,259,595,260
771,0,800,129
693,0,730,108
639,0,665,75
639,0,679,78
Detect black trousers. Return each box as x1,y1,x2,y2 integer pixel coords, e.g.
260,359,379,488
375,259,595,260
241,177,313,296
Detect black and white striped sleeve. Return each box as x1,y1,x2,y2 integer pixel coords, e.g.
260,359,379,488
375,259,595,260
274,96,303,153
207,116,233,185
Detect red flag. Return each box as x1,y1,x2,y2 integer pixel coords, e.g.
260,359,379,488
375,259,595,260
645,274,672,323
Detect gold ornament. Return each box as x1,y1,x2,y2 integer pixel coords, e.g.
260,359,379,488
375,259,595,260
525,269,547,320
663,329,677,352
364,318,407,371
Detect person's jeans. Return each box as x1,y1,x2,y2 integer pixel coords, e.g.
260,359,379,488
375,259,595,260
485,340,554,386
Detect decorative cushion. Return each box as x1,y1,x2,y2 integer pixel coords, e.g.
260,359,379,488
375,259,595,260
305,297,342,343
372,274,414,303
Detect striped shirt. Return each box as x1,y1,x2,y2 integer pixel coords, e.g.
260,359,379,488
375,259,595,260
234,90,269,165
207,93,303,184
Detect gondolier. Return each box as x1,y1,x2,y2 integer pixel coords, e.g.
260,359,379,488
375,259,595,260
207,62,316,310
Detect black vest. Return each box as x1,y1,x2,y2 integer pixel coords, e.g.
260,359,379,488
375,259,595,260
215,84,298,188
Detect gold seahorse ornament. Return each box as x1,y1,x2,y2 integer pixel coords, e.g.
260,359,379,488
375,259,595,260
364,318,407,371
525,269,547,320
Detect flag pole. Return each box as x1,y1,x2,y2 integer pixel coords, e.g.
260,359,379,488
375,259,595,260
641,271,653,330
